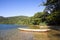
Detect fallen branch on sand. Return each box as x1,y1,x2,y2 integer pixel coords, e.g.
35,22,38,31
18,28,51,32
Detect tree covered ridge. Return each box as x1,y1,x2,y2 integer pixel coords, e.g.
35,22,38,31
0,12,48,25
0,16,29,24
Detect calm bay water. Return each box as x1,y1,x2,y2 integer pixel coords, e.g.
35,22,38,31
0,24,28,30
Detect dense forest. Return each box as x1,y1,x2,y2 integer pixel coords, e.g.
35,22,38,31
0,12,47,25
0,0,60,26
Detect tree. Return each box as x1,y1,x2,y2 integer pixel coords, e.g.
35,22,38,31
44,0,60,25
30,12,47,25
44,0,60,13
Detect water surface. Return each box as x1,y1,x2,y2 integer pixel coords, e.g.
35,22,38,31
0,24,33,40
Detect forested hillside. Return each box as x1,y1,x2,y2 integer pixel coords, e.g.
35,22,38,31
0,16,29,25
0,12,47,25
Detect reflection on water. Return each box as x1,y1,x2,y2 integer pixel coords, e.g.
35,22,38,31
0,24,28,30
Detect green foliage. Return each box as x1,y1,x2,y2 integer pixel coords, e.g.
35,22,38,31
0,16,29,25
0,12,47,25
44,0,60,12
33,12,45,18
39,22,47,26
29,12,47,25
46,11,60,25
44,0,60,25
28,25,40,29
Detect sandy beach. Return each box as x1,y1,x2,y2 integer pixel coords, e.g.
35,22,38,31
0,29,60,40
0,29,33,40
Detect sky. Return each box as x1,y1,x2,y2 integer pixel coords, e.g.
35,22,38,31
0,0,45,17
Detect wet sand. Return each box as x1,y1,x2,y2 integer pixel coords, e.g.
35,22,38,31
0,29,60,40
0,29,49,40
0,29,33,40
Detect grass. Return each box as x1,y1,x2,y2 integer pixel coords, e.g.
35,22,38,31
28,25,40,29
28,25,49,29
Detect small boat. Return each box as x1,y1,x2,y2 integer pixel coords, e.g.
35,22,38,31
18,28,51,32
